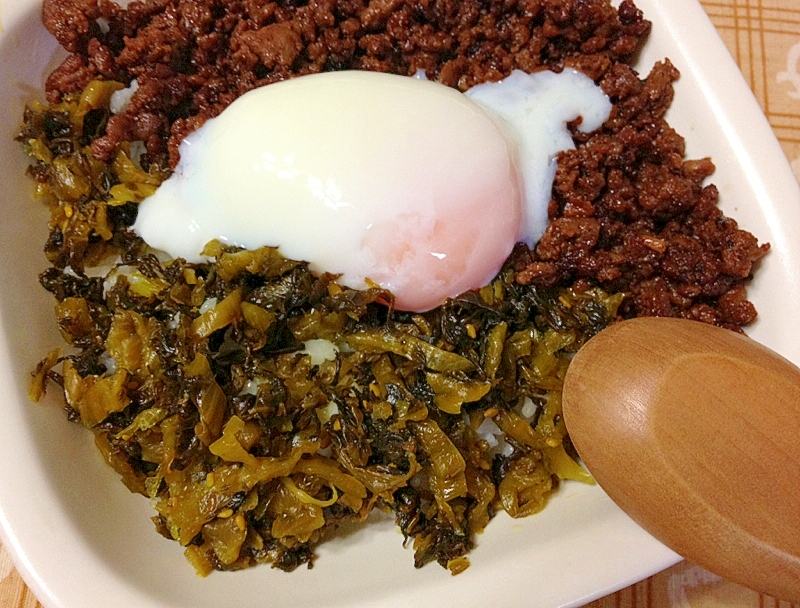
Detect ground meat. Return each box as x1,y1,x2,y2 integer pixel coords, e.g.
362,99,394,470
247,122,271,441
40,0,767,331
42,0,650,166
237,22,305,69
514,58,769,330
42,0,120,53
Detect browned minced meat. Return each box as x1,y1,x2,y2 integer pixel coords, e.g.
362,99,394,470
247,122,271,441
513,59,769,329
41,0,768,330
42,0,650,165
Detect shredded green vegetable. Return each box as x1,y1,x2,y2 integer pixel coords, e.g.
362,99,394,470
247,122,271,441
21,81,625,575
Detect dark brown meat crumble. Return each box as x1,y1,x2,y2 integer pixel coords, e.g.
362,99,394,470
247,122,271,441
40,0,767,327
42,0,650,167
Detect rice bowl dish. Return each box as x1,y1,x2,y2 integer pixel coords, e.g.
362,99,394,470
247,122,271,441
1,0,800,606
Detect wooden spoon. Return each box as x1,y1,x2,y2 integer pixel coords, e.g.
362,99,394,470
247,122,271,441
562,317,800,602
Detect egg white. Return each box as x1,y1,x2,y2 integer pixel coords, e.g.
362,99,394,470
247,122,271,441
134,69,610,311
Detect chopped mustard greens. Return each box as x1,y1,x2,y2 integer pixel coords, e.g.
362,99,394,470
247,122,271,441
22,80,625,576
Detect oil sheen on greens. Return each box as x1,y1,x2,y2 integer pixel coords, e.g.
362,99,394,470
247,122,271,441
21,81,624,576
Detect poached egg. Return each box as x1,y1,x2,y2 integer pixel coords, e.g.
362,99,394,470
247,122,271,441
133,69,610,311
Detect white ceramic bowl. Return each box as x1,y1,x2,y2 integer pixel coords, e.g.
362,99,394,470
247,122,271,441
1,0,799,606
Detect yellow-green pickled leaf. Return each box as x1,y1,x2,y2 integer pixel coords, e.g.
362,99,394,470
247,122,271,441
337,450,419,498
116,407,168,440
543,443,594,484
498,453,553,518
26,138,52,163
531,329,575,379
203,515,247,566
346,329,475,372
425,372,490,415
184,544,215,577
294,457,367,512
271,352,329,410
95,430,146,495
371,400,392,420
106,309,160,374
155,465,220,546
77,80,125,117
29,348,61,402
107,182,158,206
63,361,130,427
126,271,169,297
192,289,241,339
447,556,470,575
413,420,467,526
210,441,319,496
465,466,495,535
370,355,400,393
112,147,161,186
139,432,166,463
209,415,259,469
535,390,566,445
269,480,324,543
216,246,300,281
200,240,224,258
504,328,535,360
240,302,275,332
147,415,181,499
51,157,91,201
54,297,94,345
186,354,227,445
495,409,545,450
282,476,338,507
484,322,507,379
478,284,495,306
93,201,113,240
289,309,347,342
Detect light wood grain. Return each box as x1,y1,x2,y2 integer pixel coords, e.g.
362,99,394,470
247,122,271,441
564,318,800,602
0,540,43,608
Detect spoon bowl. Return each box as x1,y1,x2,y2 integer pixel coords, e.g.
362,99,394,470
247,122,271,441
563,317,800,602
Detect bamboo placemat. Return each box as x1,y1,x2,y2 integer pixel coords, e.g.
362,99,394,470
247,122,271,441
1,0,799,606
